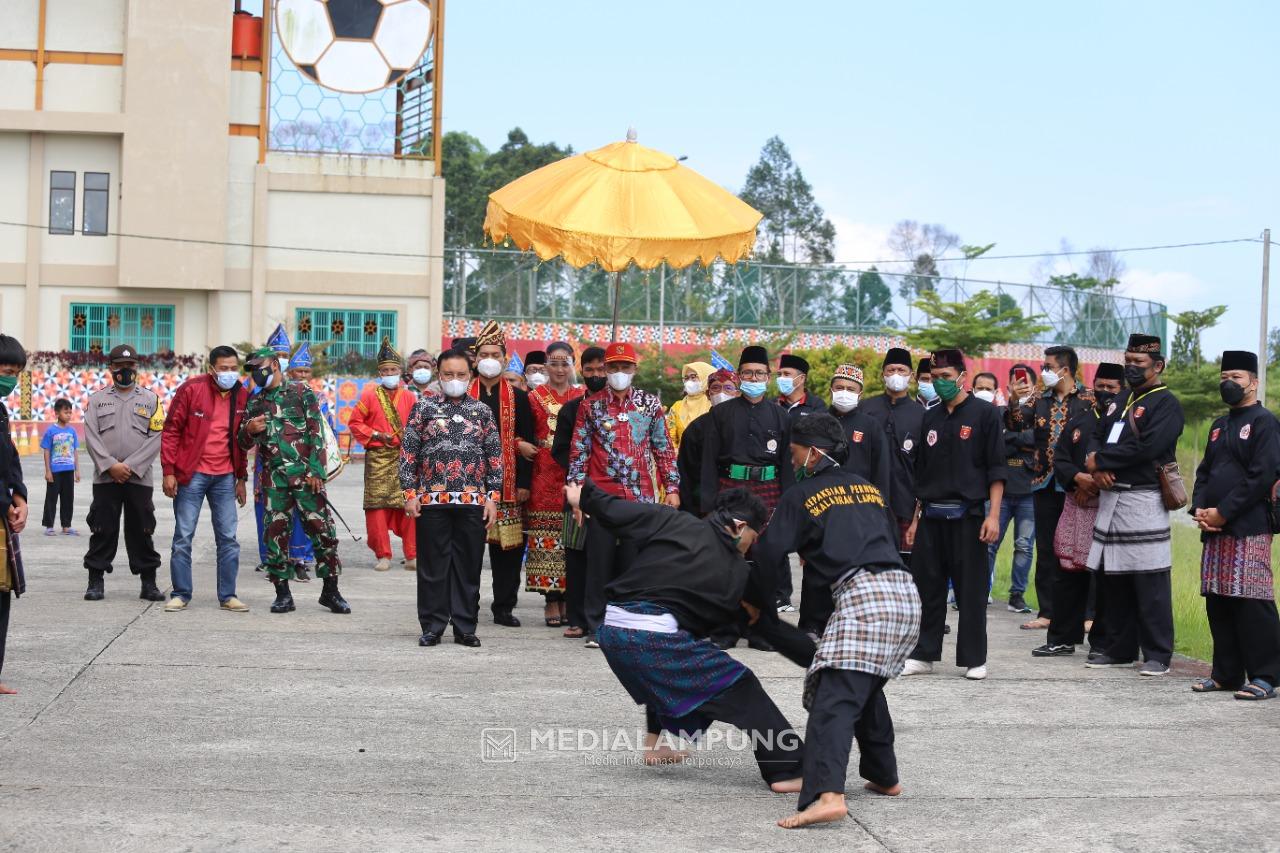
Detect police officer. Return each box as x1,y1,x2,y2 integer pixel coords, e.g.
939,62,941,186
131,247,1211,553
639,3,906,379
82,344,165,601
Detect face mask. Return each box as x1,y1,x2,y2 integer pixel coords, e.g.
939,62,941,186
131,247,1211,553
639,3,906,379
934,377,961,402
710,392,733,406
740,380,767,399
1220,379,1247,406
683,379,703,396
0,375,15,397
607,371,633,391
214,371,240,391
527,372,549,388
477,358,503,379
412,368,432,385
974,389,996,404
1040,369,1062,389
831,389,859,412
251,366,275,389
794,447,835,482
1093,390,1117,411
775,376,795,396
278,358,290,375
884,374,910,393
917,380,937,401
584,375,608,394
1123,364,1149,389
442,378,469,398
380,375,401,390
111,367,136,388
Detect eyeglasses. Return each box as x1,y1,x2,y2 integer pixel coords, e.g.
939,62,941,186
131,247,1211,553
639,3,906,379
739,369,768,380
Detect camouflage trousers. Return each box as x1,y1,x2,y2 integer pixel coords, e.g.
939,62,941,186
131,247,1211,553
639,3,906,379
263,471,340,581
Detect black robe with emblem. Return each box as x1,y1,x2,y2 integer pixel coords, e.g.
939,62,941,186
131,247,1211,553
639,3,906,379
1090,384,1184,488
831,406,892,507
859,394,923,522
1192,403,1280,539
699,396,793,515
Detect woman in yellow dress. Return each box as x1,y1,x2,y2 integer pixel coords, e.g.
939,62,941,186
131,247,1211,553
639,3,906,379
666,361,714,451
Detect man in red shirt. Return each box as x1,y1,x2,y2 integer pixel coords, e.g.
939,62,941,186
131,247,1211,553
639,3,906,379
161,346,250,612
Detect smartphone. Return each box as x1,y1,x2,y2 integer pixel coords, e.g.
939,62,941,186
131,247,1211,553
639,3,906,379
1013,368,1031,386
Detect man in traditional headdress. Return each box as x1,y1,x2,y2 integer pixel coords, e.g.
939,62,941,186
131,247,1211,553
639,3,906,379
470,322,537,626
348,338,419,572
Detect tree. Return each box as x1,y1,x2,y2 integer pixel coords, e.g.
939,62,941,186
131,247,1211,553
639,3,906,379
841,266,894,329
1170,305,1228,368
1269,326,1280,366
905,290,1051,357
887,220,960,299
441,131,489,247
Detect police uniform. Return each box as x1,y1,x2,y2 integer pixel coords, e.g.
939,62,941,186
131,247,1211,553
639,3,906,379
82,345,164,600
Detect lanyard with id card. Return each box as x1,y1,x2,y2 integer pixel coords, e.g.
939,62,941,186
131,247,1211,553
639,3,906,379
1106,421,1124,444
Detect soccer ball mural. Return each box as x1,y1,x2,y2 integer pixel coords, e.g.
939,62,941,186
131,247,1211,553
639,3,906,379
276,0,434,94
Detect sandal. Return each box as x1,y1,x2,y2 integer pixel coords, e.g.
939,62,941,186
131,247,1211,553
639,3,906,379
562,626,585,639
1020,617,1050,631
1191,678,1232,693
1234,679,1277,701
544,605,562,627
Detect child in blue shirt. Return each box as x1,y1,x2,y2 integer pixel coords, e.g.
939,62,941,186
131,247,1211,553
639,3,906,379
40,399,80,535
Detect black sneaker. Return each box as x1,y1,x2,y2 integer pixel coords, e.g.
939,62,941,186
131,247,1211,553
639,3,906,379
1085,654,1136,668
1007,593,1032,613
1032,643,1075,657
1138,660,1170,677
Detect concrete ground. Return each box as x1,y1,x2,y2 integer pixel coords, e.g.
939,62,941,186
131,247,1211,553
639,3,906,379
1,452,1276,853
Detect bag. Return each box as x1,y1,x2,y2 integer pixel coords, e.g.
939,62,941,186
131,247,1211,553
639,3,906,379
922,501,970,521
320,417,345,482
1125,403,1187,511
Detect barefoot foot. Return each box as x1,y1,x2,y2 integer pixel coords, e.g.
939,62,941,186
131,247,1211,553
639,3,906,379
864,781,902,796
769,777,802,794
641,746,689,766
777,795,847,829
0,682,16,695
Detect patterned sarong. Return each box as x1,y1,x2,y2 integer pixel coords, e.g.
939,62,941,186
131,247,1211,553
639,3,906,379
0,519,25,597
598,602,746,734
524,508,566,592
1054,496,1099,571
1201,533,1274,600
362,444,404,510
1086,488,1171,574
487,500,524,550
717,476,782,518
804,568,920,709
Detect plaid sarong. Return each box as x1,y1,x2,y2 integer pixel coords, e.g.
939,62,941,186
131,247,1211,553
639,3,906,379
1087,488,1171,574
717,476,782,518
1201,533,1274,600
1054,496,1098,572
804,568,921,709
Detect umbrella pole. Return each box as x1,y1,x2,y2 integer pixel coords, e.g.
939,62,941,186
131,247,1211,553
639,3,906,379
611,270,623,341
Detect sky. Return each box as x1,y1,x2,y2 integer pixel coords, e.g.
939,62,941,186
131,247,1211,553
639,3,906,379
251,0,1278,357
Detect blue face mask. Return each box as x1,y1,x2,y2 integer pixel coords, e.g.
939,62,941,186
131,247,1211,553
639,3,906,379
740,380,767,399
917,381,937,401
776,375,795,396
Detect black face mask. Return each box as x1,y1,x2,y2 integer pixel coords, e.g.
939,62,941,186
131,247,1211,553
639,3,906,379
111,367,136,387
1123,364,1150,389
1093,390,1117,411
251,366,275,388
584,375,608,394
1220,380,1247,406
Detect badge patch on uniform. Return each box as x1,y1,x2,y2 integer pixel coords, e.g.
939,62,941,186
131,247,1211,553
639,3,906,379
852,431,863,443
766,439,777,452
902,438,913,452
1241,423,1252,440
1134,406,1145,419
1107,402,1117,416
926,429,937,447
1211,427,1221,442
1072,428,1081,443
959,425,972,440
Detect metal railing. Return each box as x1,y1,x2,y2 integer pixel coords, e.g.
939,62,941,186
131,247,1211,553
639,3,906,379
441,248,1166,350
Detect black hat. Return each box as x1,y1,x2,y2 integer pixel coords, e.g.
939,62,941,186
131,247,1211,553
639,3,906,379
451,336,477,351
524,350,547,367
1126,333,1162,355
108,344,140,363
739,346,769,368
779,353,810,373
916,357,932,376
882,347,913,370
1221,350,1259,373
1094,362,1124,381
931,348,966,371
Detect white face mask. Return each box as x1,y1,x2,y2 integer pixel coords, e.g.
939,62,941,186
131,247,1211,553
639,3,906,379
607,371,633,391
683,379,703,396
974,389,996,404
710,392,733,406
412,368,432,385
214,371,240,391
526,372,549,388
477,358,503,379
831,389,859,412
380,374,400,390
884,374,910,393
278,357,290,375
441,379,469,398
1040,368,1062,389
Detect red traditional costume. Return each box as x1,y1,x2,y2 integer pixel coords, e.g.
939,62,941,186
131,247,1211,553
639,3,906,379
525,383,584,593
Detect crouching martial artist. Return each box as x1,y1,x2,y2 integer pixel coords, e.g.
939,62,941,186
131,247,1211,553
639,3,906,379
565,479,805,792
755,414,922,829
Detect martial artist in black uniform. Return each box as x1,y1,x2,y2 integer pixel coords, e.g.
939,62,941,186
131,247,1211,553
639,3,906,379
903,348,1006,680
676,369,738,518
756,414,921,829
860,347,925,559
567,479,805,790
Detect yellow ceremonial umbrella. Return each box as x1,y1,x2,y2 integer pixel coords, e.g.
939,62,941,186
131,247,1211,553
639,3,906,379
483,130,762,338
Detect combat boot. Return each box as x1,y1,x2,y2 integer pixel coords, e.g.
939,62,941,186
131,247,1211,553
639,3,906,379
138,570,165,602
318,573,351,614
84,569,105,601
270,577,296,613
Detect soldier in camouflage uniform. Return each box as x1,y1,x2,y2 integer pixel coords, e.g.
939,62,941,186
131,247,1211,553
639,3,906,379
237,347,350,615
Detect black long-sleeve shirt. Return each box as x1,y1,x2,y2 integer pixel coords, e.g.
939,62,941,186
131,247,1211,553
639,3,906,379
858,394,923,521
676,413,710,516
478,381,536,491
1192,403,1280,538
583,481,748,637
0,403,26,517
913,394,1007,509
1054,407,1101,491
831,406,892,506
700,396,793,514
1091,384,1184,488
550,396,583,473
996,404,1037,496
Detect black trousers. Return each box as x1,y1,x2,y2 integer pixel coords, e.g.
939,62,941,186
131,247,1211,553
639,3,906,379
910,515,987,667
799,571,834,636
417,508,486,636
584,521,637,634
644,671,803,785
1032,489,1065,620
1047,568,1109,650
84,482,160,576
41,470,75,530
488,540,522,617
1206,594,1280,688
1103,570,1173,665
564,544,587,630
799,669,897,811
0,590,10,678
